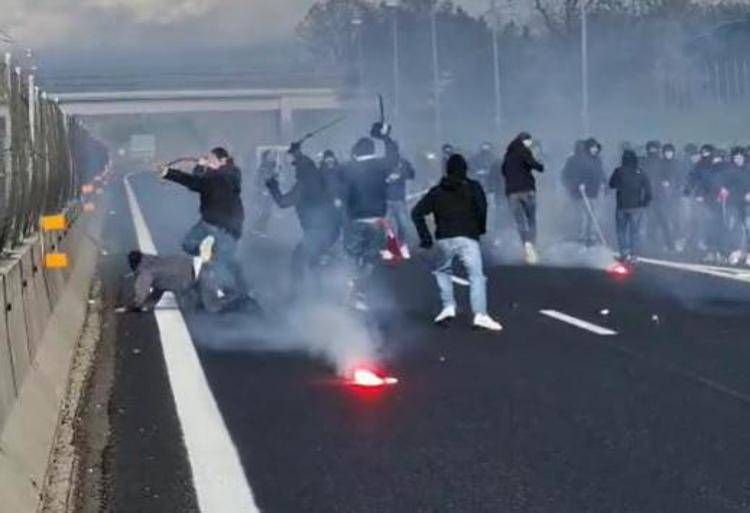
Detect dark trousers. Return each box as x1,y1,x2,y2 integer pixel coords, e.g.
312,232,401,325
291,226,340,293
616,208,644,258
508,191,537,244
647,201,675,251
344,220,386,291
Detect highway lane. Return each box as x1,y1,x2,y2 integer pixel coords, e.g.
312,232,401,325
98,172,750,512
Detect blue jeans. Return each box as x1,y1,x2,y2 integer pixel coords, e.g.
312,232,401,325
182,220,247,293
386,200,413,244
616,208,644,258
182,220,237,260
434,237,487,315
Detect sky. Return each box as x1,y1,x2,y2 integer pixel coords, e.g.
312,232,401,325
0,0,504,53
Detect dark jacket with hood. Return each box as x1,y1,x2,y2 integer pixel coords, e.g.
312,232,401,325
561,139,605,199
341,136,400,220
609,151,652,210
267,152,340,233
501,133,545,195
411,154,487,244
165,164,245,238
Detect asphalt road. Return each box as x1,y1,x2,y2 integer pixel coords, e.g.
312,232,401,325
97,171,750,513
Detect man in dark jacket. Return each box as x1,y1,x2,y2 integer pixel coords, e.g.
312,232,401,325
339,122,400,309
641,140,676,253
470,142,496,191
562,138,606,246
610,150,652,262
411,154,502,332
161,147,247,292
266,142,341,296
501,132,545,263
724,148,750,264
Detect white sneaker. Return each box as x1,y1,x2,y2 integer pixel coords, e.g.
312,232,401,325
524,242,539,265
729,250,743,266
434,306,456,324
473,314,503,332
400,245,411,259
199,235,215,263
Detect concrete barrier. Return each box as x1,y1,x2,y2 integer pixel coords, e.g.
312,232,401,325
3,259,31,394
0,201,103,513
0,281,16,430
20,241,49,360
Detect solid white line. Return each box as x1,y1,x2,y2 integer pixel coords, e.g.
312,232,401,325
124,177,261,513
540,309,618,336
638,257,750,283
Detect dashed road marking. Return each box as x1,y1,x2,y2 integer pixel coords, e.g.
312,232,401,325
124,176,261,513
540,309,618,336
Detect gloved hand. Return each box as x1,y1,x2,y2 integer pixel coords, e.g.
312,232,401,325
288,141,302,155
419,238,434,250
370,122,391,139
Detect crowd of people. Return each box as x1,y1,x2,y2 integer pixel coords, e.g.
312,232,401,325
125,121,750,333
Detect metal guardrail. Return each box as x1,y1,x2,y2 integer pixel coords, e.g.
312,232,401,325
0,54,105,253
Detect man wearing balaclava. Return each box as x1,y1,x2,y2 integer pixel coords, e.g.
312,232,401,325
641,140,675,253
562,138,606,247
500,132,545,264
609,150,652,262
725,148,750,265
411,153,502,332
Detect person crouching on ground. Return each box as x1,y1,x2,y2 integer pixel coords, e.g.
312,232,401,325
411,153,503,332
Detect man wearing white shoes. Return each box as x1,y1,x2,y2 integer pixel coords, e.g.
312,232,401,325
411,153,503,332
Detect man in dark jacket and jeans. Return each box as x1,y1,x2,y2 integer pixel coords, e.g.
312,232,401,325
610,150,652,262
412,154,502,332
161,147,246,292
339,122,400,310
266,142,341,297
501,132,545,264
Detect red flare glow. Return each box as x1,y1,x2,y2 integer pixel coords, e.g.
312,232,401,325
607,262,631,277
350,368,398,388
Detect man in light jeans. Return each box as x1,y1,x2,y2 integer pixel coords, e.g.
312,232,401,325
412,153,502,331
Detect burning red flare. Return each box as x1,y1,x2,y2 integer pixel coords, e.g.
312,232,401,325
607,262,631,277
350,368,398,388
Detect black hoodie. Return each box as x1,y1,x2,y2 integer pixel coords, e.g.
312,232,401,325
165,164,245,238
501,133,545,195
411,154,487,243
609,151,652,210
267,153,340,233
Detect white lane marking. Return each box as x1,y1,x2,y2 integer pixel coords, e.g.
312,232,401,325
540,309,618,336
124,177,261,513
451,276,470,287
638,257,750,283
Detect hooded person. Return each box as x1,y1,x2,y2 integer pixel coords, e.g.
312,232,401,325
609,150,652,262
500,132,545,263
725,148,750,265
319,149,344,206
562,138,606,246
339,122,400,309
161,146,248,293
266,142,342,299
411,154,502,332
684,144,728,259
639,140,675,252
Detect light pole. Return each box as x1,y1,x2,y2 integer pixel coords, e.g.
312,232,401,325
490,0,503,137
351,16,365,89
580,0,591,137
386,1,400,127
430,6,442,146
